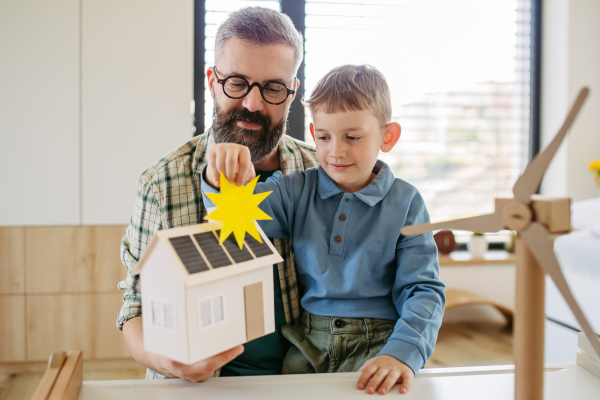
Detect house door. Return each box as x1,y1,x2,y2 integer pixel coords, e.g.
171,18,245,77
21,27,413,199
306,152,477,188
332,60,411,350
244,282,265,341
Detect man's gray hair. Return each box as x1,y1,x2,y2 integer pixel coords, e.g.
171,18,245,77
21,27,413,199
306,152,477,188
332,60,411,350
215,7,304,72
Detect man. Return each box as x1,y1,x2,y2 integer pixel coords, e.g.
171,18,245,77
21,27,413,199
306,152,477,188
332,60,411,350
117,7,318,381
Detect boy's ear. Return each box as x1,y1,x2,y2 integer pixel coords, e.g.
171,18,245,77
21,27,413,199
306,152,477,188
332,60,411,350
381,122,401,153
206,67,216,99
310,123,316,142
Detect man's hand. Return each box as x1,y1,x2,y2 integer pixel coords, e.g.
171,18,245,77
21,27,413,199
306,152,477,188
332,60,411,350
206,143,256,188
158,345,244,382
357,355,415,395
122,316,244,382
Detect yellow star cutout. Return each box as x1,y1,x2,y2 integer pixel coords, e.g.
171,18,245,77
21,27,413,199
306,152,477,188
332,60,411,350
205,173,272,248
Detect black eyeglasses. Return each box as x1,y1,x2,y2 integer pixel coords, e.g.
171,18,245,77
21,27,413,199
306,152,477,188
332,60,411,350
213,67,296,105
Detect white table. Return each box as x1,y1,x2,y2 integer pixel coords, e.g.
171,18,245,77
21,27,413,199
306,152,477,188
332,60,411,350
80,363,600,400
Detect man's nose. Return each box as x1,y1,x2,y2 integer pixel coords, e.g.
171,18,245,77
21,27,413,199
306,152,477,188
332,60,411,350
241,85,265,113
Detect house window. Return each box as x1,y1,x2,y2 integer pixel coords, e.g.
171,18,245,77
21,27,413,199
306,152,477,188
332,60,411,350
198,293,226,330
151,298,177,333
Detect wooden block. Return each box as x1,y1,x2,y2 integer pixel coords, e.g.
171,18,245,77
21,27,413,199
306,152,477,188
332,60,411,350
530,195,570,233
25,226,127,293
494,196,570,233
0,295,26,362
244,282,265,342
27,294,130,361
48,350,83,400
30,351,67,400
0,227,25,294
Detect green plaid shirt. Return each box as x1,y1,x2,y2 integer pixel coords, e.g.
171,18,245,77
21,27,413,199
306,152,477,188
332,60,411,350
117,129,318,379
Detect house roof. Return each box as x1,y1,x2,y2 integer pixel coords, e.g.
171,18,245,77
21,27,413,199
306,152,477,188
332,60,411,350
133,221,283,287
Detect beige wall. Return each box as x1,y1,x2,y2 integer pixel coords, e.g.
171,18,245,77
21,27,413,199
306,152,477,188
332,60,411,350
541,0,600,201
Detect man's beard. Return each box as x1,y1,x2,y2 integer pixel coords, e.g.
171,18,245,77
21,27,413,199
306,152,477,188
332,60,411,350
211,103,287,164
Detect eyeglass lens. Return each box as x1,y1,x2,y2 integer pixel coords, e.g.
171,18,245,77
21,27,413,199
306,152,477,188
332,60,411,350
223,77,288,104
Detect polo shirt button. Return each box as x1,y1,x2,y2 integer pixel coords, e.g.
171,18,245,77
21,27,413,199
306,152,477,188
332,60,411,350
339,214,346,221
334,318,344,328
334,236,341,243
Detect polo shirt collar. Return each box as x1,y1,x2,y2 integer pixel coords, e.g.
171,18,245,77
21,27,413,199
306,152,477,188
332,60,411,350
317,160,395,206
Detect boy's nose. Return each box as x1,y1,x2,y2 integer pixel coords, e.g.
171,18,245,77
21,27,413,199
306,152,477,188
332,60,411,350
241,86,265,113
330,140,346,159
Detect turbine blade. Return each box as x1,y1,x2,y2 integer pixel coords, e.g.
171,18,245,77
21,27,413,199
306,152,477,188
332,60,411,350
401,212,504,236
520,222,600,359
513,88,589,202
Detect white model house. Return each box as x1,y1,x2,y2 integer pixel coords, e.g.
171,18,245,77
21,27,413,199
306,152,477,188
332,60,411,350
132,221,282,364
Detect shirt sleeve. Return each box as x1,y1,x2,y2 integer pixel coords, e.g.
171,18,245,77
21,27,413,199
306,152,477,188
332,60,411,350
116,175,163,331
376,189,446,375
200,166,306,239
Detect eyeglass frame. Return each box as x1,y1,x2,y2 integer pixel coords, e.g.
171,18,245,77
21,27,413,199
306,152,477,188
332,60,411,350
213,67,296,105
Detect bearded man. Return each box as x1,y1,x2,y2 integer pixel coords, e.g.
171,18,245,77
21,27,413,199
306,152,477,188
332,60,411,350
118,7,318,381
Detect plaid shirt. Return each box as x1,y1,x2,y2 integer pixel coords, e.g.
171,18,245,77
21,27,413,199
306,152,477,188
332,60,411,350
117,129,318,379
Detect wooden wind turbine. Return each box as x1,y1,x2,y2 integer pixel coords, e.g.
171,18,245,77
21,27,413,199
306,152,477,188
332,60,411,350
402,87,600,400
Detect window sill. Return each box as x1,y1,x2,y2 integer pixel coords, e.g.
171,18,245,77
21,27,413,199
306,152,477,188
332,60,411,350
439,250,515,266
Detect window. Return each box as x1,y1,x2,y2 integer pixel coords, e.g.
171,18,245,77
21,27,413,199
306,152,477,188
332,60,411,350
151,298,177,333
195,0,539,230
198,294,226,330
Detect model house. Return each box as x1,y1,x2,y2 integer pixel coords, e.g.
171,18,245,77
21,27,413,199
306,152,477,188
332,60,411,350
132,221,282,364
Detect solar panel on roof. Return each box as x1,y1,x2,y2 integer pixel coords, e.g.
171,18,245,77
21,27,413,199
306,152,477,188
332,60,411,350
193,232,232,268
220,232,255,263
244,234,273,257
169,236,210,274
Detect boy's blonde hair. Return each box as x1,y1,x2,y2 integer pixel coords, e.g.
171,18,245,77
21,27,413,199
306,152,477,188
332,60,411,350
303,65,392,127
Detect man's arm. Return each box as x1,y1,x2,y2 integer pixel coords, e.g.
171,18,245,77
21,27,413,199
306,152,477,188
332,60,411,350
122,316,244,381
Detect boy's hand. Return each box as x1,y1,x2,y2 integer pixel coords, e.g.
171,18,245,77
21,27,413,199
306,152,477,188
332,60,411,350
357,355,415,395
206,143,256,188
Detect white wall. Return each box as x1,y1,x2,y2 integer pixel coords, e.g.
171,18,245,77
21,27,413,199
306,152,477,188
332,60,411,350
0,0,81,226
541,0,600,201
0,0,194,226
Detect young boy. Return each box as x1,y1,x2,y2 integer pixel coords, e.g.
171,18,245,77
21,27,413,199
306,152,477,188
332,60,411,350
202,65,445,395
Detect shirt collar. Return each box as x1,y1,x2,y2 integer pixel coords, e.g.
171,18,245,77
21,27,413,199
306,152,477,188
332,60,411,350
317,160,395,206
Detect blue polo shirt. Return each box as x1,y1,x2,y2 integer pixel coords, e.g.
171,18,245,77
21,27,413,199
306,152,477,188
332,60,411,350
202,160,446,374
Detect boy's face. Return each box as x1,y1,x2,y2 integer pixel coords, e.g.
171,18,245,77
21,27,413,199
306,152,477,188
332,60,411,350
311,109,400,193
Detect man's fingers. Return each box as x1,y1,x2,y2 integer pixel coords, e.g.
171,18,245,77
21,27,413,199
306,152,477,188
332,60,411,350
224,150,239,183
235,148,253,186
203,345,245,372
398,371,414,394
356,364,378,390
378,370,401,395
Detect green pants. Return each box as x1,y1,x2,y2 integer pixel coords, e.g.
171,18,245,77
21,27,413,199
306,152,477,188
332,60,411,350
280,312,395,374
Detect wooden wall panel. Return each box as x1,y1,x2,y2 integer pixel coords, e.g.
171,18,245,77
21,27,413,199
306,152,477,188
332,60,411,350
25,226,127,293
27,293,130,361
0,227,25,294
0,295,26,362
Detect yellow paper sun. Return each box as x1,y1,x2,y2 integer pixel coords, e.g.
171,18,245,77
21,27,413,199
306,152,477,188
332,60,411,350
205,173,272,248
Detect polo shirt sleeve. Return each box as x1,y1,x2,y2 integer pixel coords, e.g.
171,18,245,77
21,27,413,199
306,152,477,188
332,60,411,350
377,188,446,375
200,167,306,240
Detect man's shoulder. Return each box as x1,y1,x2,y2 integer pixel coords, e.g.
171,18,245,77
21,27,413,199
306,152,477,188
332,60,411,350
280,135,319,172
139,135,208,186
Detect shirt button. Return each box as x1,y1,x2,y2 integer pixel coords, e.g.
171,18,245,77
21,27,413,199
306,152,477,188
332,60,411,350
334,236,342,243
339,214,346,221
334,318,344,328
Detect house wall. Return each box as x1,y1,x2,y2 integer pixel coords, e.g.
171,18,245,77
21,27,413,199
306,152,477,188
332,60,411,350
141,242,189,364
186,265,275,364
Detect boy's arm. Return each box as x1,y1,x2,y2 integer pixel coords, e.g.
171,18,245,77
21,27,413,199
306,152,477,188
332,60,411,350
377,190,447,375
